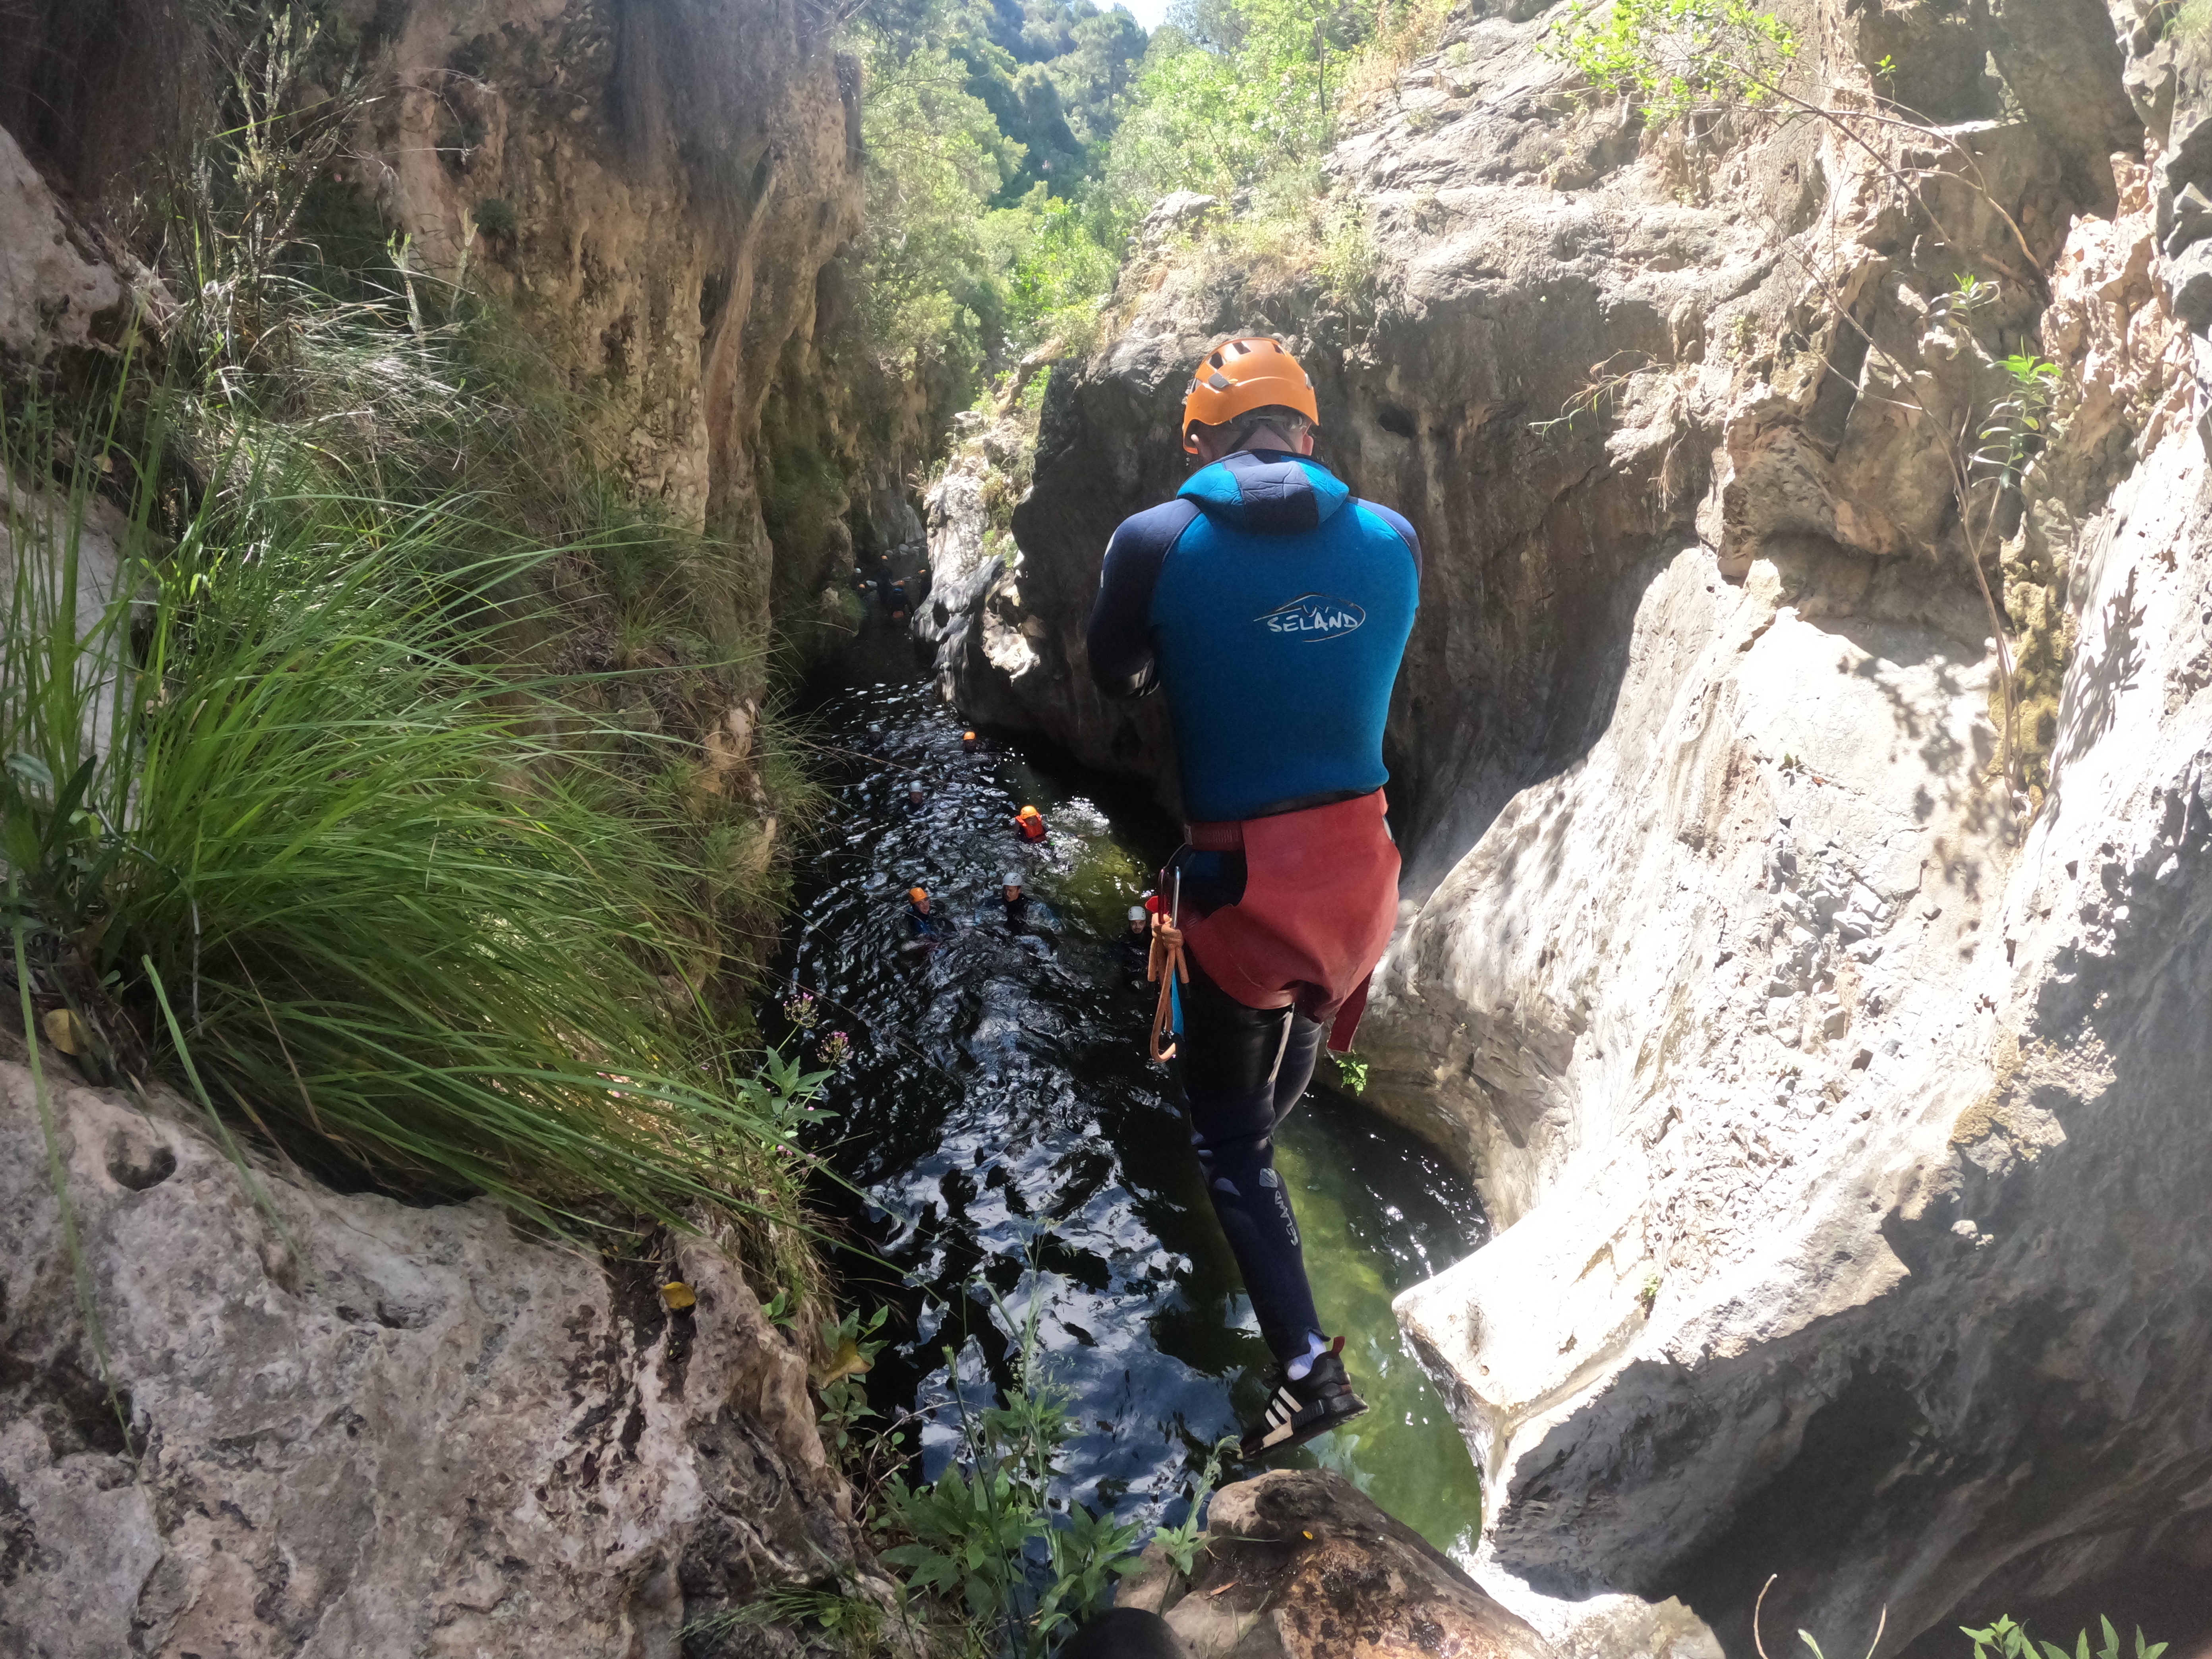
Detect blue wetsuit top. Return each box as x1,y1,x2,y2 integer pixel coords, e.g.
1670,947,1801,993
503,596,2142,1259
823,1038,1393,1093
1085,451,1421,823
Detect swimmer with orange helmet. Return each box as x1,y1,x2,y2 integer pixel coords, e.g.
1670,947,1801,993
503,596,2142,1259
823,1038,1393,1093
904,886,939,938
1013,804,1048,842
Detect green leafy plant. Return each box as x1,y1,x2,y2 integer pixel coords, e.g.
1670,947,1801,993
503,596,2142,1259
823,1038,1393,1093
2160,0,2212,62
1148,1435,1233,1576
1962,1615,2168,1659
1974,353,2064,489
1332,1048,1370,1095
684,1578,887,1650
1531,352,1655,437
1936,272,1999,321
1543,0,1800,127
751,1043,840,1157
817,1304,895,1466
877,1269,1184,1656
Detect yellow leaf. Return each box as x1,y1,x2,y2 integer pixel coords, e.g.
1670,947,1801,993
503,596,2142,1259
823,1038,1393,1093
659,1281,697,1311
815,1338,872,1388
42,1008,88,1056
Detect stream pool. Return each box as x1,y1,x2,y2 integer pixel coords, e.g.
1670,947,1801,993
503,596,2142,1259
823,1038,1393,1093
773,617,1489,1565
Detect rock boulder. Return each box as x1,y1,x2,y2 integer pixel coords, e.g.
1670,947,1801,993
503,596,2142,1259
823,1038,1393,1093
1122,1469,1560,1659
0,1055,866,1657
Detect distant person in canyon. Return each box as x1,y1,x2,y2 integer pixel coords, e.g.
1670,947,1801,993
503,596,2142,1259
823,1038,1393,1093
1124,903,1155,977
1014,804,1049,841
1085,335,1419,1459
904,886,939,939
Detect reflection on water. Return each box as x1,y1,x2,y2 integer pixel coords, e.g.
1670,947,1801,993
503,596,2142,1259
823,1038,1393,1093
777,625,1489,1563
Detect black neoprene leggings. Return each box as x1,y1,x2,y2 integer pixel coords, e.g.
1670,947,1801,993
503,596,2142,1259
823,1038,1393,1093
1176,955,1326,1363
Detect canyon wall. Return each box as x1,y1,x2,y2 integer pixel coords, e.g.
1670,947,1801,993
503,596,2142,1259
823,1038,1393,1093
0,5,908,1650
352,0,916,636
2,0,920,644
929,0,2212,1649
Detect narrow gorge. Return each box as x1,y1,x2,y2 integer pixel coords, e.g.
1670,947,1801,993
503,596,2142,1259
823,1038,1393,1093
926,0,2212,1650
5,0,2212,1655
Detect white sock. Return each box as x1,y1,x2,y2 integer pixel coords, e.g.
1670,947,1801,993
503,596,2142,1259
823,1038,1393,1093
1285,1330,1328,1382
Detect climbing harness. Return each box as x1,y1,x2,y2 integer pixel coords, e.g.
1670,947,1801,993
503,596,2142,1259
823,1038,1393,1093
1147,871,1188,1063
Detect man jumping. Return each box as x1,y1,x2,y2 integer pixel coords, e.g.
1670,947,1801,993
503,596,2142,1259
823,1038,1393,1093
1085,336,1419,1458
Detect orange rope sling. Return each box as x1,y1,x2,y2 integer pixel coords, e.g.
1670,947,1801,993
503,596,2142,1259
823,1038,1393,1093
1147,908,1187,1063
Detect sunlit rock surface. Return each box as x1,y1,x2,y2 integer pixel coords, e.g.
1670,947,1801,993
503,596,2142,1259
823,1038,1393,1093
0,125,122,362
0,1057,866,1657
353,0,918,609
1120,1468,1564,1659
927,0,2212,1647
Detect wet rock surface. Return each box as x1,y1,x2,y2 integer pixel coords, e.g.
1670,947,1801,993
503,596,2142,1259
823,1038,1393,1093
928,0,2212,1649
0,1059,866,1657
1121,1469,1560,1659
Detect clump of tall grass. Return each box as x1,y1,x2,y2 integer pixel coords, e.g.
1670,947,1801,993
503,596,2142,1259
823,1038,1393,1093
2,402,813,1230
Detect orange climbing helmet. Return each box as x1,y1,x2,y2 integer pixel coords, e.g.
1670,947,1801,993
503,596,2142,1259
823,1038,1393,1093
1181,336,1320,454
909,886,928,903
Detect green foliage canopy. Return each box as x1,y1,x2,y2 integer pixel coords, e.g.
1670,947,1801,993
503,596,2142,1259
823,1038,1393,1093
1542,0,1800,126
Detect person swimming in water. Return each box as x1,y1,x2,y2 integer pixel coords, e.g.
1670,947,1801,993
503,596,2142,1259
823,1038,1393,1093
1014,804,1047,842
905,886,938,938
1123,903,1154,977
1000,871,1031,924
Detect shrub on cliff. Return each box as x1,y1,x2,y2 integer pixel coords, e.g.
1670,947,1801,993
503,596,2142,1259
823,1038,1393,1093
1106,0,1450,207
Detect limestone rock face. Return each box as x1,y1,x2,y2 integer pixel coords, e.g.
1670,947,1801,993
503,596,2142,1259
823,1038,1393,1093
349,0,908,612
929,0,2212,1648
0,124,124,362
0,1059,864,1657
1121,1469,1560,1659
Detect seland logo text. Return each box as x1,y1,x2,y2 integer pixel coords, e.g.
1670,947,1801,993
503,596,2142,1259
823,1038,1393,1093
1256,593,1365,640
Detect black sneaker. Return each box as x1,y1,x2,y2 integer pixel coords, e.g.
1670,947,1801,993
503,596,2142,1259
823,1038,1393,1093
1239,1336,1368,1459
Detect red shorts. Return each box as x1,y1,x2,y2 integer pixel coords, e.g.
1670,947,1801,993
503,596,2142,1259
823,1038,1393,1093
1179,789,1399,1052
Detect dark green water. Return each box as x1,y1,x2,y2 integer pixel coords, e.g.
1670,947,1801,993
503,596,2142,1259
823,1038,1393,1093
775,618,1488,1563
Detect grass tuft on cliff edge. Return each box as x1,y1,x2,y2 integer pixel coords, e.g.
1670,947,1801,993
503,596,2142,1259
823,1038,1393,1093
1,9,832,1249
2,394,824,1238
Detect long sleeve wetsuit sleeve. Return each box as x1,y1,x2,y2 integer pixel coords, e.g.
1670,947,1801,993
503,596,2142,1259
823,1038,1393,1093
1085,499,1199,701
